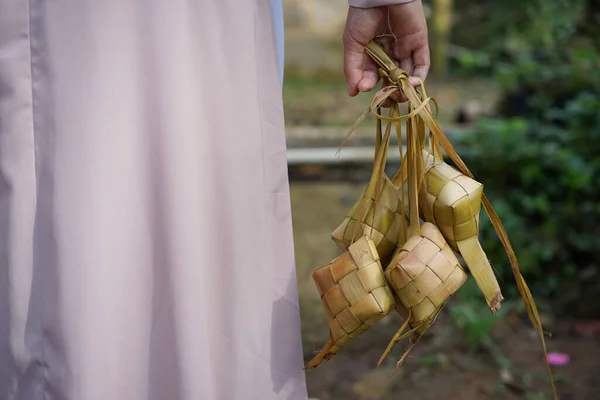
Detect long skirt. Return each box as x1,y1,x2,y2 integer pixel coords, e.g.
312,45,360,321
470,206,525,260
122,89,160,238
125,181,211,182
0,1,308,399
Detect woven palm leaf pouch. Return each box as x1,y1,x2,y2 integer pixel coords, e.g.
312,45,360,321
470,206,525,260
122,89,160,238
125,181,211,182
306,236,395,369
380,222,468,367
422,150,503,312
363,40,557,398
306,117,398,369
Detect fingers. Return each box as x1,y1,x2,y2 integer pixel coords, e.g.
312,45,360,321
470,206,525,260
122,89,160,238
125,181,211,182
357,55,380,93
399,58,414,77
393,46,429,87
343,7,385,96
343,33,367,97
386,0,430,87
408,45,430,86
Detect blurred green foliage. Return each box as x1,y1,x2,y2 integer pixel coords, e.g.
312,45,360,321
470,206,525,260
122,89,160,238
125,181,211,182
450,280,513,368
456,67,600,317
442,0,600,317
449,0,599,76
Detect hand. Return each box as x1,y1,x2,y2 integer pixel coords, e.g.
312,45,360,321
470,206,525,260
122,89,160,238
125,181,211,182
343,1,430,98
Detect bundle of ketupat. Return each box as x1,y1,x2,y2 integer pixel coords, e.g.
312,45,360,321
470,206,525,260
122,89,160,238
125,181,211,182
306,40,556,398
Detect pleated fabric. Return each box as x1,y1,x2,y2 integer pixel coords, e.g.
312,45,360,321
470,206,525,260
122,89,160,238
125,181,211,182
0,1,307,399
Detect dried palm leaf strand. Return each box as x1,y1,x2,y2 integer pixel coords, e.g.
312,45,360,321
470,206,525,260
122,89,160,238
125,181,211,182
422,150,503,312
306,235,396,369
363,39,557,399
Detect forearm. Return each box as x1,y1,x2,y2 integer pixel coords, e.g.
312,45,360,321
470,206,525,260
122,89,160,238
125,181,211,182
349,0,415,8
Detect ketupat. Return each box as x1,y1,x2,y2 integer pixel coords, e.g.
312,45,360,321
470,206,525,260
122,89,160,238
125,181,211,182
386,223,468,336
422,150,503,312
331,174,402,266
306,235,396,369
332,108,406,265
380,222,468,367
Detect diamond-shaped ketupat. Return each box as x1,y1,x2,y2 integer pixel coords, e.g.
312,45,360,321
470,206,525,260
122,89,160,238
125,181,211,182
421,150,503,313
306,235,396,369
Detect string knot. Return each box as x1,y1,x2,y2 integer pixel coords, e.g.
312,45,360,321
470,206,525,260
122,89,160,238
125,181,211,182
388,67,408,84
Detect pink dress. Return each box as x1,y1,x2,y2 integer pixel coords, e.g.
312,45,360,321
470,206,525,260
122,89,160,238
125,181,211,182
0,1,307,399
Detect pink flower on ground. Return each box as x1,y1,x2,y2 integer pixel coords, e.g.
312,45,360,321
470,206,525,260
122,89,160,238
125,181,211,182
547,352,570,366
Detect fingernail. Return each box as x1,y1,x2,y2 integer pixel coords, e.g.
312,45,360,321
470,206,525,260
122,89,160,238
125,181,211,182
357,80,371,93
408,77,420,87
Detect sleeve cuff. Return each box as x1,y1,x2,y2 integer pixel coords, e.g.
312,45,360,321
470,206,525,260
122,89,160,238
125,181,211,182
349,0,416,8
